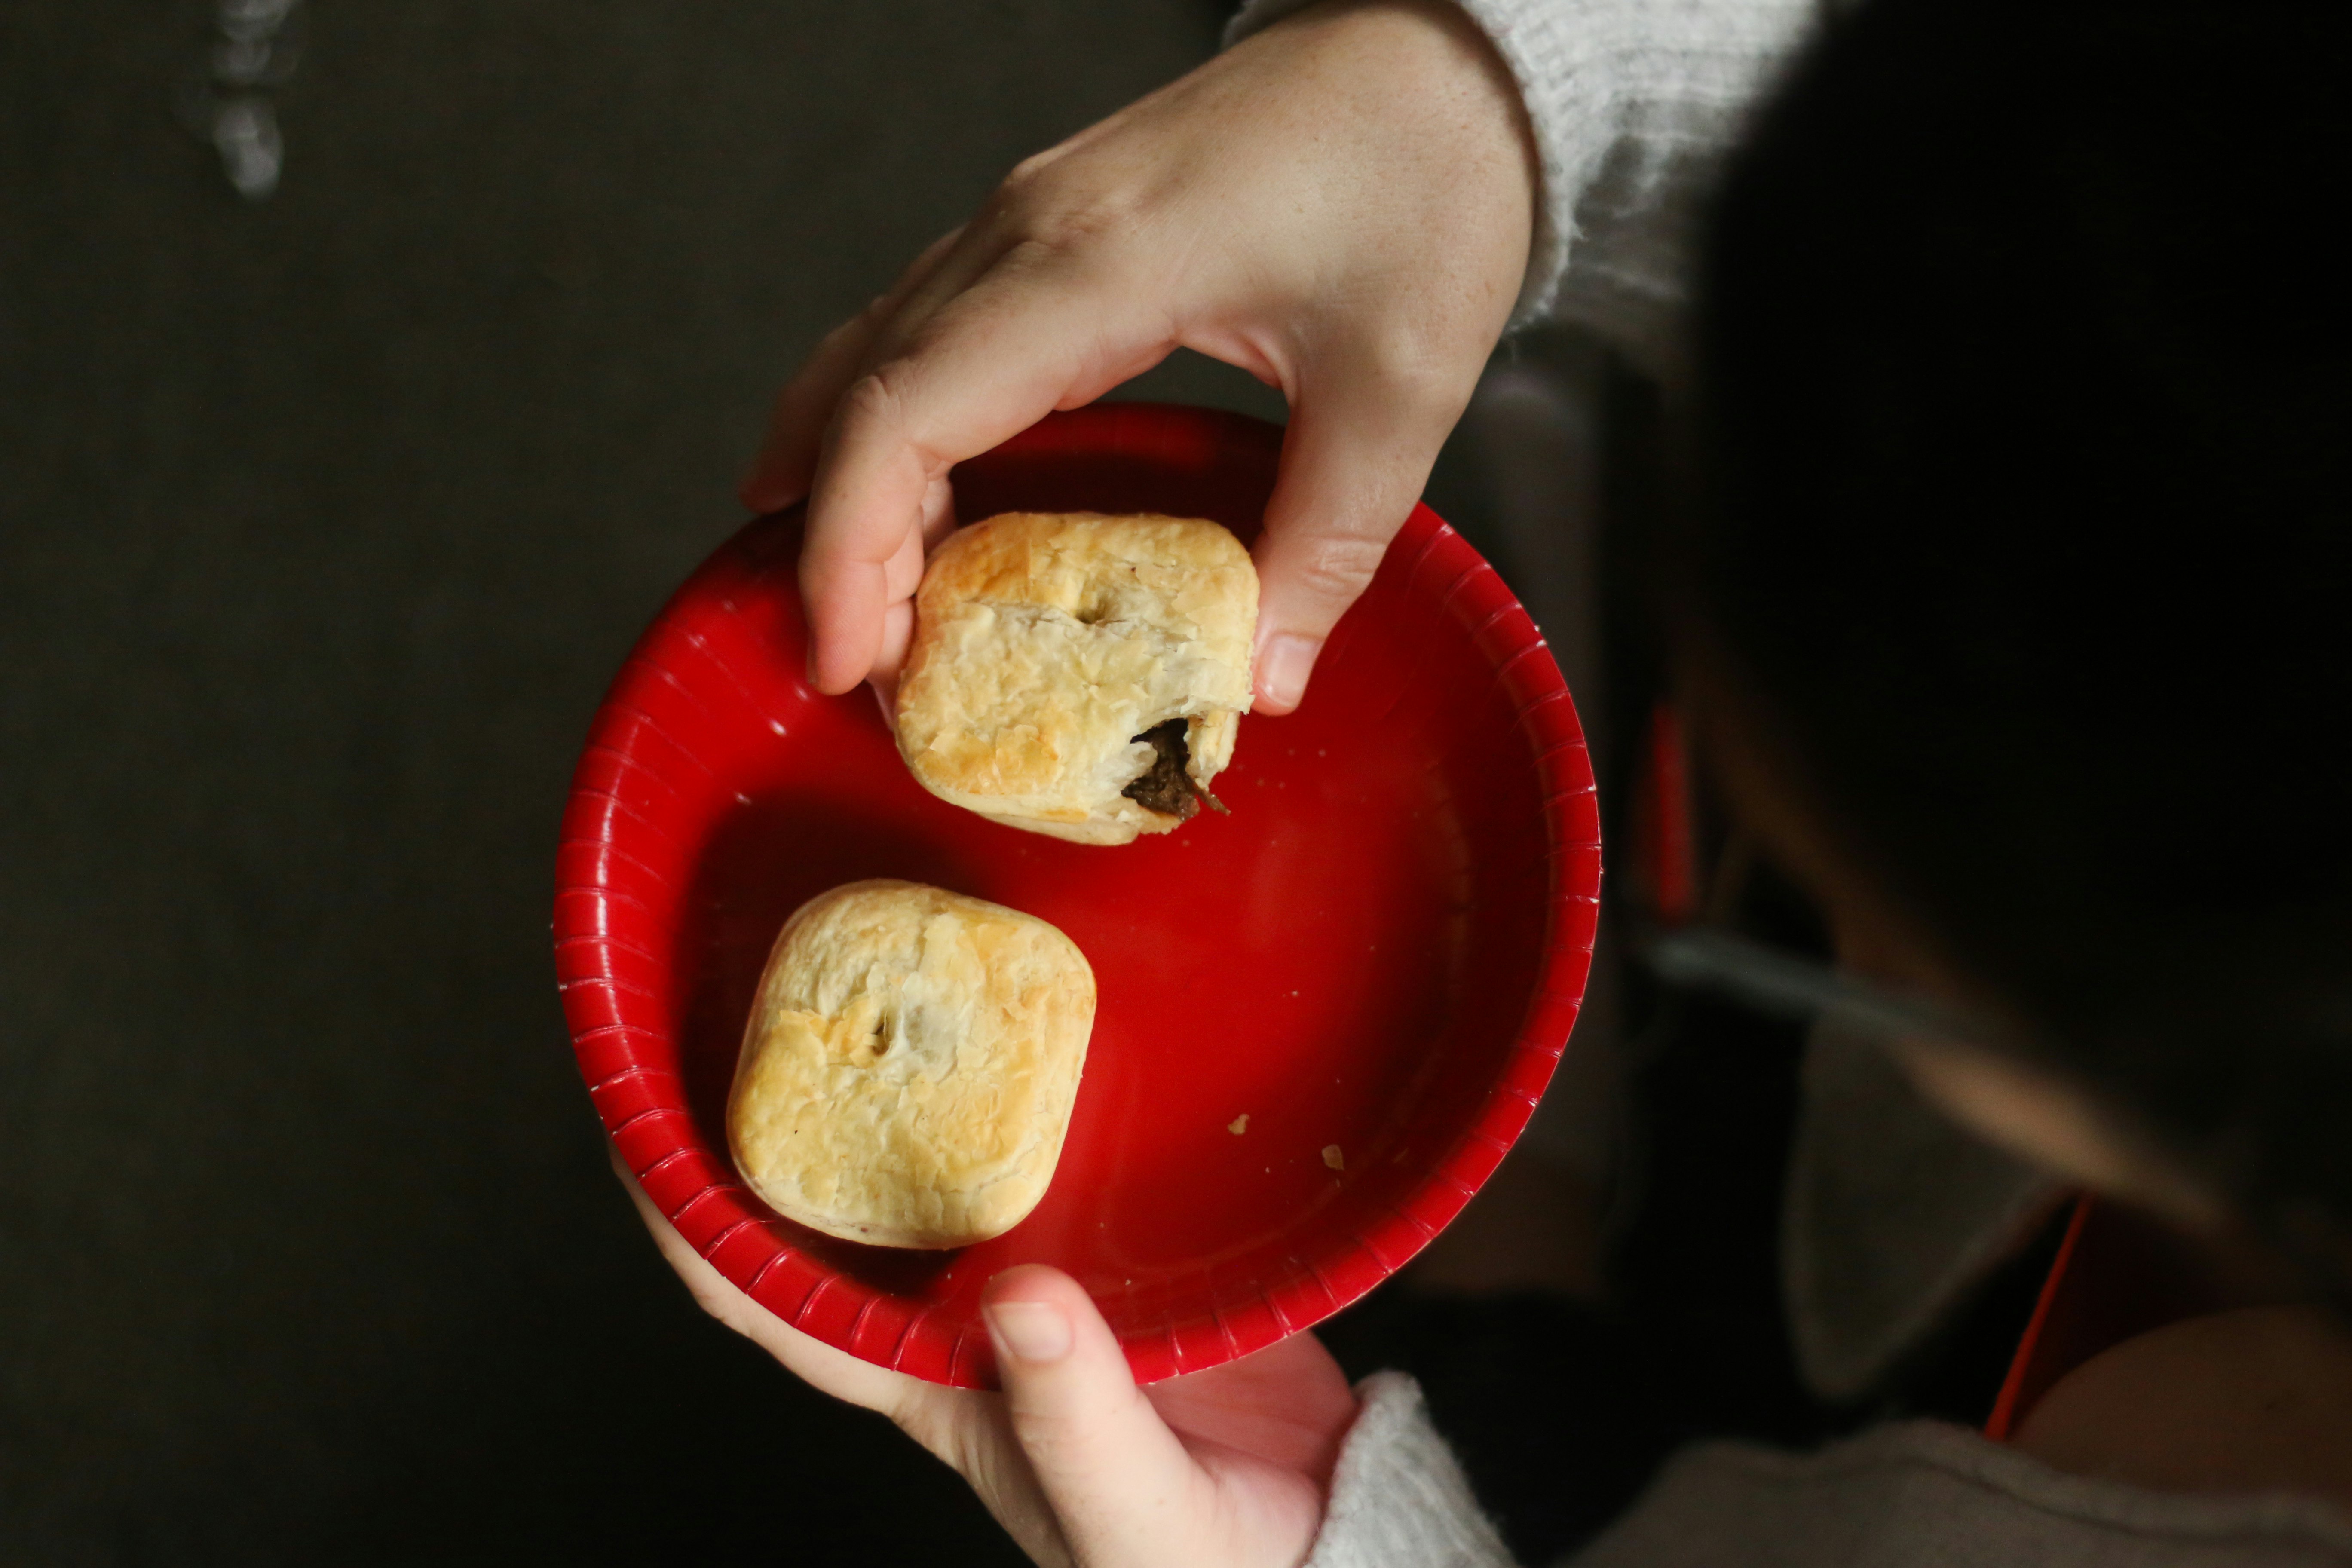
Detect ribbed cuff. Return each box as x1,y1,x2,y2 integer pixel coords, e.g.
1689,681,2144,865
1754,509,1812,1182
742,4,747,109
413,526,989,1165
1306,1372,1521,1568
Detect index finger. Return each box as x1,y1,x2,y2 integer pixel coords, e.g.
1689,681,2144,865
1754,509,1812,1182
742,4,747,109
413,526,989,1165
797,243,1175,694
742,224,972,515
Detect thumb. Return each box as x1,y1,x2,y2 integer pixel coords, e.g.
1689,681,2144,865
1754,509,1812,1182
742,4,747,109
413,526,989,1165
983,1266,1204,1568
1248,360,1463,714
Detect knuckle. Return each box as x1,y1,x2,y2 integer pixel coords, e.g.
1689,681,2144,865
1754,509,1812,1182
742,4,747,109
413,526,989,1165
891,1397,959,1464
1005,1416,1087,1484
884,552,923,601
982,168,1141,265
1289,531,1390,602
1023,198,1135,257
833,364,956,480
836,367,911,434
977,165,1048,239
1000,147,1060,196
1047,196,1154,266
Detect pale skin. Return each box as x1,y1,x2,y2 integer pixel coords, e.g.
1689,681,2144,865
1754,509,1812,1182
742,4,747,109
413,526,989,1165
658,6,1537,1562
615,1146,1354,1568
625,1,2352,1560
750,0,1538,715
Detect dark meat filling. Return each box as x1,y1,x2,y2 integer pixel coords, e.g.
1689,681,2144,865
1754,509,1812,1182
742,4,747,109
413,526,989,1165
1121,719,1228,820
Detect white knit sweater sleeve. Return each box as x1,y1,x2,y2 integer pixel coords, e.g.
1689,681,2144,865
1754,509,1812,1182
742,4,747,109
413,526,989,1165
1307,1373,1522,1568
1227,0,1820,364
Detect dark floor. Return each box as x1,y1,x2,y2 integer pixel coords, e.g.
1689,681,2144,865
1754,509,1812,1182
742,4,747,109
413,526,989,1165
0,5,1295,1562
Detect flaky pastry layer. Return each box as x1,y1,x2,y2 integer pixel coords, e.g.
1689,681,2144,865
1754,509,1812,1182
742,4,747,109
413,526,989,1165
894,511,1257,845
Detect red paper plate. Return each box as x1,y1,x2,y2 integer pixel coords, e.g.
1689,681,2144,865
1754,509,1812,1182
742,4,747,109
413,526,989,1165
555,403,1600,1387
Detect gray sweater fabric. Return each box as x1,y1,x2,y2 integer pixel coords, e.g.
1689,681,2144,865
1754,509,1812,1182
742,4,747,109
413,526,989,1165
1227,1,2352,1565
1310,1380,2352,1568
1573,1424,2352,1568
1309,1374,1520,1568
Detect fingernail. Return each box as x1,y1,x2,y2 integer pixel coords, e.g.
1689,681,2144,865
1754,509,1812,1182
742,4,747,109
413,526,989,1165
986,1300,1073,1365
1256,633,1320,713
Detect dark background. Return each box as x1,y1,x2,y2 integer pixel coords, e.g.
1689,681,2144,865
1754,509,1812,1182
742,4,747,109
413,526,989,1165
1,4,1299,1561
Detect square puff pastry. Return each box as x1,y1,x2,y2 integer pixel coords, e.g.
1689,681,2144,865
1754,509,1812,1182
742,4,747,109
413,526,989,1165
727,879,1096,1250
894,511,1258,845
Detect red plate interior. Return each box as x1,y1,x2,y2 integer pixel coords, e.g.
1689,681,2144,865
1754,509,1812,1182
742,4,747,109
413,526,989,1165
555,403,1600,1387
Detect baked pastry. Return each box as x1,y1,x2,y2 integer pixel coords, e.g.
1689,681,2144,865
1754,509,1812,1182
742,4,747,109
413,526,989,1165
894,511,1258,845
726,879,1096,1249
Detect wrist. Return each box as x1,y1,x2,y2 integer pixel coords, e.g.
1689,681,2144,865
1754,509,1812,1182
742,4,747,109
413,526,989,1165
1241,0,1540,297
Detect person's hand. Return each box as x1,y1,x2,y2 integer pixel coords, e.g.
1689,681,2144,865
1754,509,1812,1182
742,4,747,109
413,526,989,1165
748,0,1537,714
614,1149,1360,1568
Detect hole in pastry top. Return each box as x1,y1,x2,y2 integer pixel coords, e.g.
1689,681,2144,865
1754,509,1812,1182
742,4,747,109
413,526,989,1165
725,880,1099,1251
893,511,1258,843
1069,562,1149,627
786,990,904,1071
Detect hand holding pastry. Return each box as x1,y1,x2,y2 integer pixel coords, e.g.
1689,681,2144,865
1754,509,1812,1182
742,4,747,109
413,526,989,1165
618,1155,1358,1568
746,0,1538,715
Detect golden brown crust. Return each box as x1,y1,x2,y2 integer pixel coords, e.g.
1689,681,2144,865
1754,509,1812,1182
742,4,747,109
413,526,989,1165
726,880,1096,1249
894,512,1257,845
